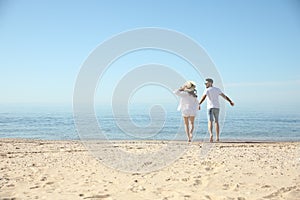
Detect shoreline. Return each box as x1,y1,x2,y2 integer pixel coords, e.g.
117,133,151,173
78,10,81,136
1,138,299,199
0,137,299,143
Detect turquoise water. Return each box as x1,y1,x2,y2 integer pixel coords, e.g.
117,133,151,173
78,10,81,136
0,104,299,142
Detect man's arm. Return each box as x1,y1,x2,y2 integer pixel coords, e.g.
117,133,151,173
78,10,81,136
220,93,234,106
198,94,207,110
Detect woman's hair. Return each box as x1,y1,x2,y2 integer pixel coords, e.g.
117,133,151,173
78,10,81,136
188,89,197,98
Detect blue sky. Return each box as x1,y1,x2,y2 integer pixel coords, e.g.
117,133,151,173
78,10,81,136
0,0,299,111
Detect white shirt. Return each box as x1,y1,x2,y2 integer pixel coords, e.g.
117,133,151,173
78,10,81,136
203,86,222,109
174,90,198,112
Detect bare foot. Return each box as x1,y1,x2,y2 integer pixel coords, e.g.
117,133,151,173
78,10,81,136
210,135,213,143
216,138,220,142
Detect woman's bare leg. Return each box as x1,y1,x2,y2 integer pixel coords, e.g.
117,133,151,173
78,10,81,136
183,117,191,142
189,116,195,140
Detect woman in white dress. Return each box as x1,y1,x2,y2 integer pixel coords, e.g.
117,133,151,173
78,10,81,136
174,81,198,142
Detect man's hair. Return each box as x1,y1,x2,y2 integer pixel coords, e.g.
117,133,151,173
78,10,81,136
205,78,213,83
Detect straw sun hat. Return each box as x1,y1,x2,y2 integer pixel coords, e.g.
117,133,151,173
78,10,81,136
184,80,196,92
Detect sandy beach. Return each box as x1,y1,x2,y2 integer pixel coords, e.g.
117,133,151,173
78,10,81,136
0,139,299,200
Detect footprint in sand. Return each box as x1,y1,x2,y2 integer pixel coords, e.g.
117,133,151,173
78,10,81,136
285,189,300,199
83,194,111,199
181,178,189,182
193,179,202,186
263,186,297,199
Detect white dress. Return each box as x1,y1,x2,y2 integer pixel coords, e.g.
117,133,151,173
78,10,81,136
174,89,198,117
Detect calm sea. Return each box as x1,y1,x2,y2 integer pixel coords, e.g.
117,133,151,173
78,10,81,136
0,104,299,142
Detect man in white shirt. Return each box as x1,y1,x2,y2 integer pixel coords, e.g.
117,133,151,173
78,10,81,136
199,78,234,142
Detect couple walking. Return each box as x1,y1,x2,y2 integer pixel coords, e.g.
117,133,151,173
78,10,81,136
174,78,234,142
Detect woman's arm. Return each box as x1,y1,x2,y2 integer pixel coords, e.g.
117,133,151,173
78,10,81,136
174,85,188,97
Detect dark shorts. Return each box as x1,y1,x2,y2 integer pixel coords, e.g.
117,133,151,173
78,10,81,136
207,108,220,122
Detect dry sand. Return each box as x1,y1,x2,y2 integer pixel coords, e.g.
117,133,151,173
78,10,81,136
0,139,299,200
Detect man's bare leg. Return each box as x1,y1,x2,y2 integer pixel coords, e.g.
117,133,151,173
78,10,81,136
208,121,213,142
215,121,220,142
